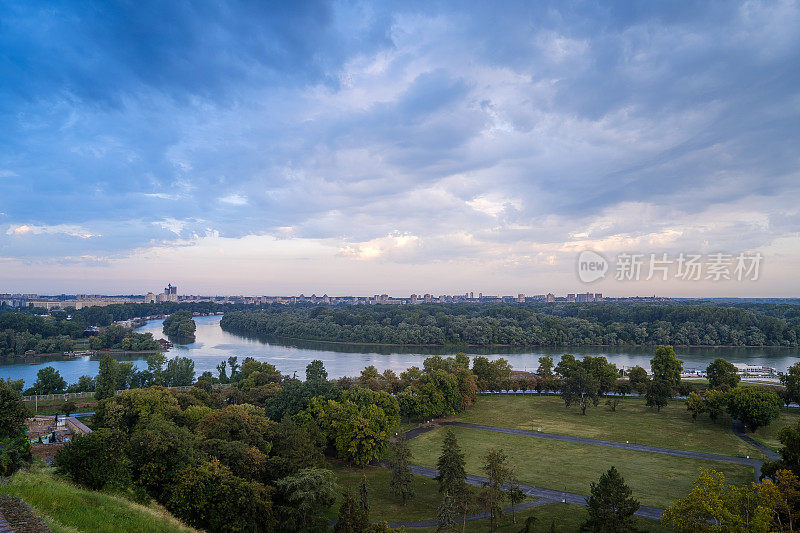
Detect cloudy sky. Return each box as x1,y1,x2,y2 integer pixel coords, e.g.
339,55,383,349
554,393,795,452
1,1,798,297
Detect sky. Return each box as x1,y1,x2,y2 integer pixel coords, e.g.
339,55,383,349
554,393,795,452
0,0,799,297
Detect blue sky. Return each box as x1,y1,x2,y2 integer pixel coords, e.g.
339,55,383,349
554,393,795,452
1,0,799,296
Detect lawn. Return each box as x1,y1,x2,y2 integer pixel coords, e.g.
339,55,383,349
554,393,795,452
407,425,755,509
753,407,799,451
330,460,449,522
452,394,763,458
3,468,197,533
414,502,671,533
330,462,670,531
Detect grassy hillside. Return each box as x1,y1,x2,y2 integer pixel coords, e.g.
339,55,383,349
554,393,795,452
2,468,196,533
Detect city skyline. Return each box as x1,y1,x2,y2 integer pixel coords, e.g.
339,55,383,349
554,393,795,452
1,1,799,296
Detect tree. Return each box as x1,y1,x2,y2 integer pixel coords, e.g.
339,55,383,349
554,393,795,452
128,417,203,499
537,356,554,378
726,387,780,432
480,448,510,531
780,362,800,408
436,429,467,495
389,436,415,505
436,491,458,532
30,366,66,394
334,489,369,533
583,466,640,532
95,353,120,400
0,379,28,439
706,358,740,390
757,469,800,531
650,345,682,389
507,470,526,525
705,388,728,423
661,468,771,533
0,380,31,476
626,366,649,394
761,418,800,479
561,368,600,415
306,360,328,382
645,380,671,412
275,468,338,532
55,428,132,491
167,459,274,533
685,391,706,422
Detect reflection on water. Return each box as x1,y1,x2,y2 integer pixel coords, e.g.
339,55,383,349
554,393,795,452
2,314,799,388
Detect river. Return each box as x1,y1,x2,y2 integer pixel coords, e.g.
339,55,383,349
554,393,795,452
2,314,799,388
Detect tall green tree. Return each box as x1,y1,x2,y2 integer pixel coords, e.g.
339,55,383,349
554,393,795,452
389,436,415,505
480,448,510,532
306,360,328,382
626,366,649,394
334,489,369,533
645,380,671,412
94,353,119,400
561,368,600,415
436,429,467,495
650,345,683,389
726,387,781,432
685,391,706,422
583,466,640,532
30,366,66,394
706,358,740,390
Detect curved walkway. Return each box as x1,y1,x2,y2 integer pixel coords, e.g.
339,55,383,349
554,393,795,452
732,420,780,462
442,421,764,480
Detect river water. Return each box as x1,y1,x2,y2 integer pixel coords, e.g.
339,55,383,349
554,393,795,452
2,315,799,388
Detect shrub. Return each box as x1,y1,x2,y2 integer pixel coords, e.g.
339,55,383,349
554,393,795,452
167,459,274,532
55,429,132,492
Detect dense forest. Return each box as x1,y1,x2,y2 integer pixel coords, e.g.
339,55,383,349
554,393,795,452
220,302,800,347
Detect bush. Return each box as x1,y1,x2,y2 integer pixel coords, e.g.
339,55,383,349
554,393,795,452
0,435,31,476
55,429,132,492
166,459,274,532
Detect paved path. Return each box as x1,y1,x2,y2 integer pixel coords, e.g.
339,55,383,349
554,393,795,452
732,420,780,462
442,421,763,480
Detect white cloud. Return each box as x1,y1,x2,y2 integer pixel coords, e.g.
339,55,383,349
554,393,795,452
5,224,100,239
219,193,248,206
339,232,421,260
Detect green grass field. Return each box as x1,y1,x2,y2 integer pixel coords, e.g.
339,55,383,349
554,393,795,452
753,407,799,451
414,502,671,533
407,425,754,509
331,462,669,531
453,394,763,458
3,468,197,533
330,461,449,522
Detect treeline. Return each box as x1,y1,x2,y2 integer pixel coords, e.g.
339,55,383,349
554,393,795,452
220,302,800,347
